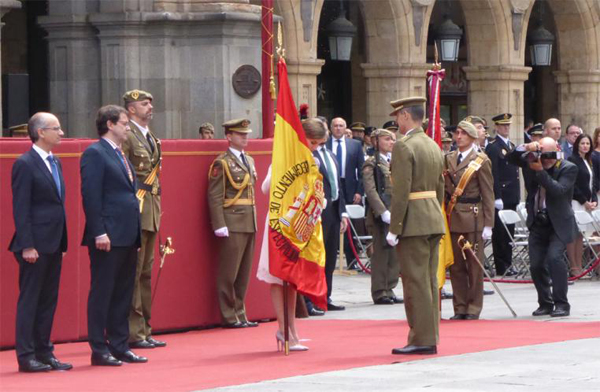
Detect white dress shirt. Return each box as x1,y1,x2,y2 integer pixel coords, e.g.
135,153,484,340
32,144,53,173
331,136,347,178
131,120,150,138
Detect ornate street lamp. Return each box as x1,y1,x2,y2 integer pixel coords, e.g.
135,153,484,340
528,1,555,66
326,1,356,61
435,16,463,62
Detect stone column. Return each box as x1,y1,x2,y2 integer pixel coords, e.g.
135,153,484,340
554,70,600,133
286,58,324,118
463,65,531,143
360,62,430,129
0,0,21,130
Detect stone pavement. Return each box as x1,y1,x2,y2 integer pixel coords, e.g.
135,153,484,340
207,273,600,392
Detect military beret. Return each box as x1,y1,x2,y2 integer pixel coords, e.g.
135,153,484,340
422,118,429,129
349,122,366,132
442,132,453,142
222,118,252,134
199,122,215,132
492,113,512,125
463,115,486,126
457,120,479,139
529,123,543,135
389,96,426,116
375,128,395,138
382,120,398,131
123,89,153,104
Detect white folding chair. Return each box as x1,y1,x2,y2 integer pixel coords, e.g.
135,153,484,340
574,210,600,273
344,205,373,270
498,209,530,278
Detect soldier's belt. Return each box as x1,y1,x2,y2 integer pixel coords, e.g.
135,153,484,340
457,196,481,204
224,198,254,206
138,182,161,195
408,191,437,200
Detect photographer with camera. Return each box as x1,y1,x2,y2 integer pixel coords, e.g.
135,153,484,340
507,137,577,317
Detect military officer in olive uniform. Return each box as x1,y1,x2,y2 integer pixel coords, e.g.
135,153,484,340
362,129,402,305
121,90,166,349
208,119,258,328
385,97,445,355
444,120,495,320
485,113,520,276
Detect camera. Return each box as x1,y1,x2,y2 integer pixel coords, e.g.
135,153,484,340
521,150,564,162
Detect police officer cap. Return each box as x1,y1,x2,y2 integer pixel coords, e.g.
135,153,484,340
375,128,395,138
492,113,512,125
529,123,543,135
123,89,153,104
382,120,398,131
389,96,426,116
457,120,478,139
349,122,366,132
222,118,252,134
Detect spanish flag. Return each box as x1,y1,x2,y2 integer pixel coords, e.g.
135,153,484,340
268,58,327,309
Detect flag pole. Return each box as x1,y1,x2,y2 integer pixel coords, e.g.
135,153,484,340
275,21,290,356
261,0,275,139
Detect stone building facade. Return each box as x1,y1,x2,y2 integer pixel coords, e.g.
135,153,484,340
1,0,600,141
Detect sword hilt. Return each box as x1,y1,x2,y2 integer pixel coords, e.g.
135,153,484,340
457,235,473,260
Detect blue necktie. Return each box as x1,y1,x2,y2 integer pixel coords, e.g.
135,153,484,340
335,139,343,174
47,155,61,198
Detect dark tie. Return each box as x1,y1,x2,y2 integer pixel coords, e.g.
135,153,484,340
322,148,338,200
240,153,251,172
335,139,343,173
146,132,154,153
47,155,61,198
116,147,134,183
457,153,463,166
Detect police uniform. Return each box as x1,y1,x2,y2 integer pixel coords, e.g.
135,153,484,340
388,97,445,352
121,89,164,347
444,121,494,319
208,119,258,328
362,129,401,304
485,113,520,276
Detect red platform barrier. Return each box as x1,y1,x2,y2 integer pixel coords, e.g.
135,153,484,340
0,138,275,348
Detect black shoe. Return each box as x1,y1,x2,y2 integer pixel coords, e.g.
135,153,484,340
37,356,73,371
532,306,553,316
223,321,246,329
18,359,52,373
129,340,155,349
327,302,345,311
449,314,466,320
91,353,122,367
244,321,259,327
483,289,495,296
464,314,479,320
504,268,518,277
391,345,437,355
308,307,325,316
374,297,394,305
391,296,404,304
551,307,570,318
114,351,147,363
146,337,166,347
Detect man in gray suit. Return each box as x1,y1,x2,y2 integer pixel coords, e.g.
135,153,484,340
509,137,576,317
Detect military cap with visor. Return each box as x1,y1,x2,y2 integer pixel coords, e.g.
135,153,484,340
389,96,427,116
222,118,252,134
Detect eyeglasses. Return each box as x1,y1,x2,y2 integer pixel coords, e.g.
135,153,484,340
116,121,130,127
42,126,62,132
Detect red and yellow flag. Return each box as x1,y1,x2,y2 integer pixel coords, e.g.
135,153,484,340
268,58,327,309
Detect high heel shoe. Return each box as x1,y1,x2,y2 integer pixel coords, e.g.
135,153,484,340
276,331,309,352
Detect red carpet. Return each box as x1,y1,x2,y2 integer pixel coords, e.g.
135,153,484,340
1,319,598,391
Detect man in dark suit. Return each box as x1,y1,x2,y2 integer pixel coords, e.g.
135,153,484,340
507,137,576,317
81,105,145,366
485,113,520,276
314,128,349,311
9,113,72,373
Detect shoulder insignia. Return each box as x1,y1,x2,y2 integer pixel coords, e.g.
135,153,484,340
209,160,222,179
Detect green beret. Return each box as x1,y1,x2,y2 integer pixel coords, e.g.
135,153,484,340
123,89,153,104
457,120,478,139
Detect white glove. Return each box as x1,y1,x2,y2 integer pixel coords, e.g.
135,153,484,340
494,199,504,210
214,227,229,237
323,198,327,209
482,226,493,240
386,232,399,247
381,210,391,224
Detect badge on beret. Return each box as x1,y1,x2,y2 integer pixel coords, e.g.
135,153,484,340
131,90,140,100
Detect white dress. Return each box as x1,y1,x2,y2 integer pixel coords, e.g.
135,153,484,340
256,166,283,285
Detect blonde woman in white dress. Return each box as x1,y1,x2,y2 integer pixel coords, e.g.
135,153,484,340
256,118,328,352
